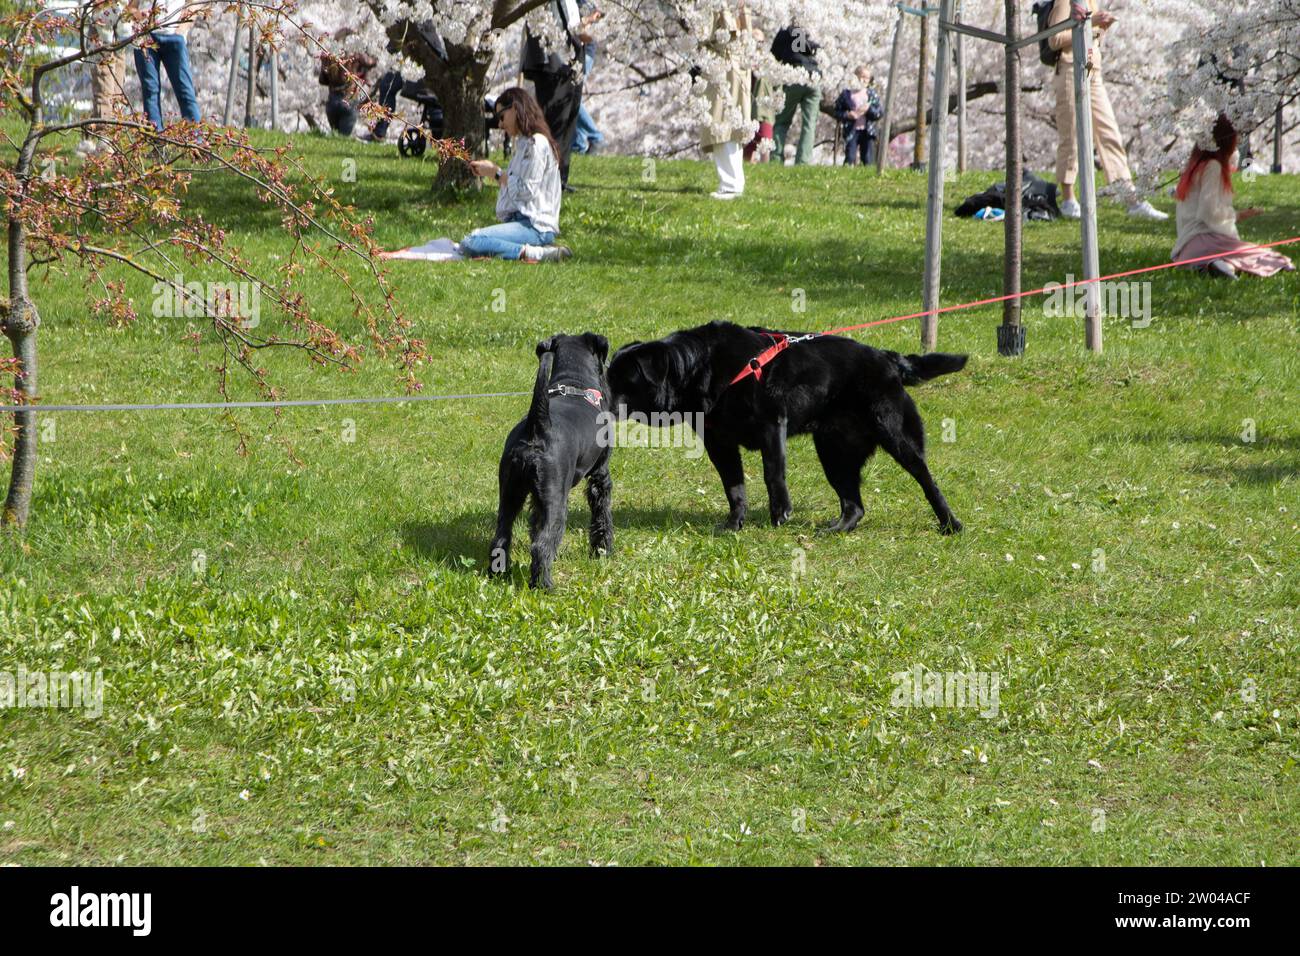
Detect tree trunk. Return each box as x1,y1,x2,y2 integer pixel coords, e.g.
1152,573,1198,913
383,19,492,192
1,296,38,529
426,46,492,192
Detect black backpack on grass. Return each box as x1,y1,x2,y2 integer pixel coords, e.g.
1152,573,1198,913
1032,1,1060,68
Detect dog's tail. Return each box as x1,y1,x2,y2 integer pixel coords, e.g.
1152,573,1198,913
891,351,968,386
526,348,555,439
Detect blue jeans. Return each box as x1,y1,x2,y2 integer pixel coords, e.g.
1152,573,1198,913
844,128,877,166
572,48,603,153
133,33,200,131
460,216,554,260
572,104,603,153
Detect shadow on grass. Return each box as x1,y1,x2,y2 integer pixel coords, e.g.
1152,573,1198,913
401,502,734,569
1189,461,1298,485
1121,427,1297,486
1125,428,1300,452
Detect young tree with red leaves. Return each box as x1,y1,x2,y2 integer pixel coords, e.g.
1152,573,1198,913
0,0,468,528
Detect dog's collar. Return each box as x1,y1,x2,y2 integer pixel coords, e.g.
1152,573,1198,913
547,384,604,409
728,332,820,387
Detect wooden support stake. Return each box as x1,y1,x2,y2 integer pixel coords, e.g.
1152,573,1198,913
1071,20,1102,354
1000,0,1024,354
222,7,243,127
243,20,257,128
269,48,280,130
877,4,905,172
955,5,966,174
921,0,955,350
914,10,930,168
1273,98,1284,174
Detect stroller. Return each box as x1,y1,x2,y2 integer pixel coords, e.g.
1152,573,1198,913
396,79,445,158
395,85,510,161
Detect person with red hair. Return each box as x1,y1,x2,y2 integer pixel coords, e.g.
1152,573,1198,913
1173,116,1294,279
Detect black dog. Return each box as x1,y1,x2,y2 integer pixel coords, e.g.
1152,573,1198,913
608,320,966,534
490,333,613,589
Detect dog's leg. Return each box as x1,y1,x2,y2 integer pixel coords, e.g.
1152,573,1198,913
875,395,962,534
760,416,793,527
528,474,570,589
585,460,614,557
813,430,872,532
489,470,529,577
704,432,747,531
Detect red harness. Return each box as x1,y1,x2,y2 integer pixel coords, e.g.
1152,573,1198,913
727,332,820,387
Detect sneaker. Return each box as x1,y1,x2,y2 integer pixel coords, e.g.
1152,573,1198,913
1059,198,1081,219
1205,258,1237,280
710,190,742,200
1127,199,1169,221
521,244,572,263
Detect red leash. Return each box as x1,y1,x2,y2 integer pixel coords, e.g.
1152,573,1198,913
727,234,1300,387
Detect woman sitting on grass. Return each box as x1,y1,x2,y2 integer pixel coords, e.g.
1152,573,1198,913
462,88,571,263
1173,115,1294,280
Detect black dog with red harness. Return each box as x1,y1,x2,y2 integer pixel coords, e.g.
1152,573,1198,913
608,320,966,534
490,333,613,589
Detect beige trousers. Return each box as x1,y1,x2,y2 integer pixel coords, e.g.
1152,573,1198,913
1053,61,1133,194
91,50,127,123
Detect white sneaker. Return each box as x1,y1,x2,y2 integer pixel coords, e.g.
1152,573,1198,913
710,190,742,200
1206,258,1237,280
521,244,572,263
1059,198,1081,219
1127,199,1169,221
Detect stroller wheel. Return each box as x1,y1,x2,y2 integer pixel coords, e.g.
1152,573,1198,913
398,128,427,158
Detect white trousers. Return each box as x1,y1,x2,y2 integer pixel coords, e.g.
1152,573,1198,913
713,141,745,195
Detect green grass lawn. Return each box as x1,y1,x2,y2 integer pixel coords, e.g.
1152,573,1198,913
1,132,1296,864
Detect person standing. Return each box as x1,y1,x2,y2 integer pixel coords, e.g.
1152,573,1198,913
1046,0,1166,220
318,45,376,137
769,22,820,165
571,1,605,154
78,7,128,155
131,0,200,132
366,70,404,141
700,2,752,199
834,66,881,166
743,24,775,162
745,74,776,163
521,0,590,190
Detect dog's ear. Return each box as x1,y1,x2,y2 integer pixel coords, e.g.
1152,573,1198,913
582,333,609,366
633,344,673,400
611,340,642,362
535,336,556,358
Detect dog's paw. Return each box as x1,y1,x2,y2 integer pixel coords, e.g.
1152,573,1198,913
770,507,792,527
939,516,963,535
717,515,744,533
820,515,859,534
